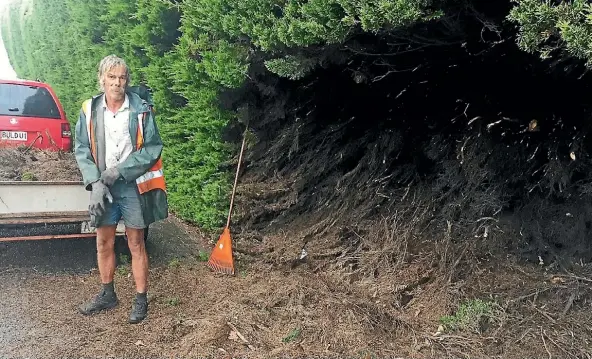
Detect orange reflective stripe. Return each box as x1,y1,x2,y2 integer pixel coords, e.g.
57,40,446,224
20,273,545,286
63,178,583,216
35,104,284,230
82,99,97,162
135,112,166,194
136,118,144,148
89,120,97,162
137,174,166,194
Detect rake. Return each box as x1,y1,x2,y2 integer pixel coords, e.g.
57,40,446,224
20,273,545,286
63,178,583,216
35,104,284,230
206,126,248,275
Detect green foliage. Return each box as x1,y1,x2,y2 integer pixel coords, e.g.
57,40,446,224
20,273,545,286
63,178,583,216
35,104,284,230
164,296,181,306
264,55,317,80
116,265,130,276
508,0,592,65
119,253,130,264
168,257,182,268
197,250,209,262
177,0,441,79
117,254,130,276
282,327,301,343
21,172,37,181
439,299,496,333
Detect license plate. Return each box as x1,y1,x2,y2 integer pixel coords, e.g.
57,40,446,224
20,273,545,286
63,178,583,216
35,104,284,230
1,131,27,141
81,220,126,234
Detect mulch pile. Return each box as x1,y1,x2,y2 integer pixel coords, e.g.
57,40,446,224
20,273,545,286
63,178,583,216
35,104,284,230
0,147,82,181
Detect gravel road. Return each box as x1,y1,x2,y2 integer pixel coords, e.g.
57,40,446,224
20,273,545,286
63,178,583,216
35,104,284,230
0,217,205,358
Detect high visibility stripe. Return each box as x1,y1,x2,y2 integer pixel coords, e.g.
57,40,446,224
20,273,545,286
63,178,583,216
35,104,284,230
137,167,164,182
137,112,144,147
137,167,166,194
135,111,166,194
82,99,96,162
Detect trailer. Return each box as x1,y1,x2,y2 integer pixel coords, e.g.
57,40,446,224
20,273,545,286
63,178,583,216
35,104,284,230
0,181,126,242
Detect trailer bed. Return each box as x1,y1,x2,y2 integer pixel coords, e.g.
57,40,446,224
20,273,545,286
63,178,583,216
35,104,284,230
0,181,124,241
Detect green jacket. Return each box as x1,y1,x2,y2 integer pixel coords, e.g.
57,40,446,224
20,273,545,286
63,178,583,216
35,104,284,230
74,90,168,226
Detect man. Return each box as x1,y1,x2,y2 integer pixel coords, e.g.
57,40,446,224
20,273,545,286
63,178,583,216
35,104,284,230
74,54,168,324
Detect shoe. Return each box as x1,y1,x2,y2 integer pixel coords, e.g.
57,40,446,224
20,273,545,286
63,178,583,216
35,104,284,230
79,289,118,315
128,296,148,324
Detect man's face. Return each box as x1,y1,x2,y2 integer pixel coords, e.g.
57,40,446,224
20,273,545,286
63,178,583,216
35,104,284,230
103,65,127,101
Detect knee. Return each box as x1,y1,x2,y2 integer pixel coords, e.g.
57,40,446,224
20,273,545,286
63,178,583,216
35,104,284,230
96,226,116,252
128,239,145,253
96,236,114,254
127,230,146,253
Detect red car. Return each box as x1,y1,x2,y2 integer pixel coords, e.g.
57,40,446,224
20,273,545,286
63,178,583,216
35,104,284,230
0,79,71,151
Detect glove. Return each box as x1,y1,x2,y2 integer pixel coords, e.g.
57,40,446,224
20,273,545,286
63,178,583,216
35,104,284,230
89,181,113,219
89,213,99,228
100,167,121,187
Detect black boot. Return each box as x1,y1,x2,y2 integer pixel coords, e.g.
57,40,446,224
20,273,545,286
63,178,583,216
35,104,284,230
128,292,148,324
79,282,118,315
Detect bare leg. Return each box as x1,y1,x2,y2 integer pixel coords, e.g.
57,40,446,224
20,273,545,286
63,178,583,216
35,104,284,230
96,225,117,284
126,227,148,293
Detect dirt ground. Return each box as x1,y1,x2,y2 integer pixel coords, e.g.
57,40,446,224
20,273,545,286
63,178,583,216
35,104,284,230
1,136,591,358
1,215,592,359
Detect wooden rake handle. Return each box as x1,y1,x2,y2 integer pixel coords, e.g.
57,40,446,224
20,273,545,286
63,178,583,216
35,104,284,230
226,126,248,228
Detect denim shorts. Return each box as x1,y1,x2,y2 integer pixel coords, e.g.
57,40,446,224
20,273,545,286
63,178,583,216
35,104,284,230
97,180,146,229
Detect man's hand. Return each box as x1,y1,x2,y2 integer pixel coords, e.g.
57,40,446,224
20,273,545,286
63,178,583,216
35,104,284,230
100,167,121,187
89,181,113,219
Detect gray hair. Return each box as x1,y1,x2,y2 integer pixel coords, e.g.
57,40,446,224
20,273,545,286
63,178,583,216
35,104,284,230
97,55,130,92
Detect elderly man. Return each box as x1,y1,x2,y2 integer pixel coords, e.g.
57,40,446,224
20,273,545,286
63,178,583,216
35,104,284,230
74,54,168,323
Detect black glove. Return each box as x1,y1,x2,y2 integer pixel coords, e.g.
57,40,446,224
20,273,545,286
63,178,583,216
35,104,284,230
100,167,121,187
89,181,113,219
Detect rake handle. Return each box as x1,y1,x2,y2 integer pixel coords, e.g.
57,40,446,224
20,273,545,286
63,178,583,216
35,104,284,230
226,126,248,228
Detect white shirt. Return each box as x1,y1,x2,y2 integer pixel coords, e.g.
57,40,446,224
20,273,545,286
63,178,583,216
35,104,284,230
102,94,133,169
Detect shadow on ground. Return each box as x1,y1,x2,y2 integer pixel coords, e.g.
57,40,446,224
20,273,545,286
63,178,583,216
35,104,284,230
0,217,203,274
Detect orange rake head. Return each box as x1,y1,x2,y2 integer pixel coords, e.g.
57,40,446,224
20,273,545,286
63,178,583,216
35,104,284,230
207,227,235,275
